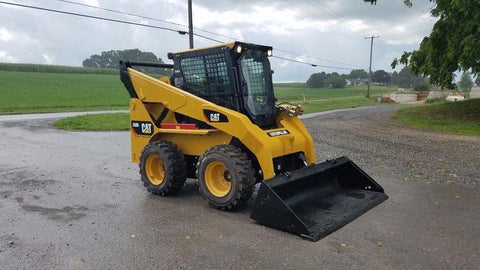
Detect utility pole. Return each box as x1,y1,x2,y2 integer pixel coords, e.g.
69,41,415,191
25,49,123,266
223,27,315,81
188,0,194,49
365,35,379,98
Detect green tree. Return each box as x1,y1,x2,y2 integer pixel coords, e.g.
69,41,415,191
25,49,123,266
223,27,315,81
372,70,391,85
364,0,480,88
397,66,426,88
306,72,327,88
348,69,369,79
325,73,347,88
458,71,473,92
83,49,170,76
391,71,399,86
83,49,164,69
413,82,430,91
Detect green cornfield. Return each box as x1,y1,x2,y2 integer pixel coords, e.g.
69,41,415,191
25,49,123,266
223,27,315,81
0,62,117,75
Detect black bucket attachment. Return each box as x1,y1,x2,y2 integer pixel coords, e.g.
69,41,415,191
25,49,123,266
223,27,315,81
250,156,388,241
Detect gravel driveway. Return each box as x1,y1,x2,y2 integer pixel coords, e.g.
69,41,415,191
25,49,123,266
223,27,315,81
0,106,478,270
304,105,479,188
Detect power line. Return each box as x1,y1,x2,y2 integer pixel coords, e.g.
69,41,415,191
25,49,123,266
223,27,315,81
261,0,363,41
274,48,368,69
2,1,181,33
272,55,353,71
259,0,370,66
0,1,360,71
59,0,367,69
0,1,222,43
306,0,393,54
309,0,366,34
59,0,185,27
259,0,370,69
58,0,240,42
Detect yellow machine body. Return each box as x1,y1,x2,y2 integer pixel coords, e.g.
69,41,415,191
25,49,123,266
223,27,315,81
127,68,315,180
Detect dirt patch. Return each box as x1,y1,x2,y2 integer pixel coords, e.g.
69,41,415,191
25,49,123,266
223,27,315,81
1,118,56,131
0,233,20,251
21,205,88,222
0,169,57,190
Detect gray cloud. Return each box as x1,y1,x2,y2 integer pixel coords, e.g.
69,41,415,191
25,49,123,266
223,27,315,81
0,0,436,82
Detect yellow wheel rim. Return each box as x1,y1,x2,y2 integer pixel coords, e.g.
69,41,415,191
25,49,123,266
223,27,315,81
145,155,165,185
204,161,232,197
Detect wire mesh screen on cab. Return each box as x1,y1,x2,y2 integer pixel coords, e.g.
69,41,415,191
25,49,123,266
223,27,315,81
180,53,236,110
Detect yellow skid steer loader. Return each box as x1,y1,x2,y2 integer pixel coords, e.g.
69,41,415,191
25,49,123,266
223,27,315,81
120,42,387,241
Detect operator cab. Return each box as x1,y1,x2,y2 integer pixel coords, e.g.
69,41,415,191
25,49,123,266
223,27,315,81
168,42,276,127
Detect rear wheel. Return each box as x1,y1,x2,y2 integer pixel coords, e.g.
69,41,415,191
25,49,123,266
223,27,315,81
139,141,187,196
197,145,255,210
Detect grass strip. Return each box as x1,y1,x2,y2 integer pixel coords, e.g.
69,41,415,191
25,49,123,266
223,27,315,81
395,99,480,136
53,113,130,131
298,96,380,113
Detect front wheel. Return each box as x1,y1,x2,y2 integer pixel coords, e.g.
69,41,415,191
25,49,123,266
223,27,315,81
196,145,255,211
139,141,187,196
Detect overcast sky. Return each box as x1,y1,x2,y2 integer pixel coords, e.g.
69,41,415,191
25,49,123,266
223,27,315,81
0,0,436,82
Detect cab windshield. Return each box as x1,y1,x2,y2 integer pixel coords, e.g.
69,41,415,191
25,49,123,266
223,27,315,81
239,50,275,118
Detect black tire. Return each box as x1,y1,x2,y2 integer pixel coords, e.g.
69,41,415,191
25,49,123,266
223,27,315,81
196,145,255,210
139,141,187,196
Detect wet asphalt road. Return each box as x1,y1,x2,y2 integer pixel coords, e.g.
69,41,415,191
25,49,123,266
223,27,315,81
0,106,479,270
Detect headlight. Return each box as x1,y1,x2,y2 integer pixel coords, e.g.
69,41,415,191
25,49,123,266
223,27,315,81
267,49,273,57
236,45,242,54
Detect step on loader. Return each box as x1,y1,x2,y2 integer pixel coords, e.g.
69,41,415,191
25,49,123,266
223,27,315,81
120,42,388,241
